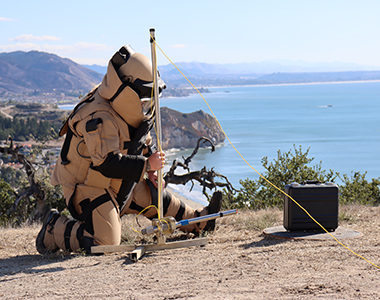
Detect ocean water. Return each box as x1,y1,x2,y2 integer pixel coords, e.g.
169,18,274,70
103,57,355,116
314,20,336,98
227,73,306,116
60,82,380,204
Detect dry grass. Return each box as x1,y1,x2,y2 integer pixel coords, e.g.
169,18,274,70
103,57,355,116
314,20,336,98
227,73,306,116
1,205,380,299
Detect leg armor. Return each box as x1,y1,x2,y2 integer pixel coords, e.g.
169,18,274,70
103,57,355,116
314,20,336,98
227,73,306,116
36,185,121,254
122,180,222,233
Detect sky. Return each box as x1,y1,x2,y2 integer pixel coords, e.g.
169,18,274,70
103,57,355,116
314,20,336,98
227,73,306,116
1,0,380,67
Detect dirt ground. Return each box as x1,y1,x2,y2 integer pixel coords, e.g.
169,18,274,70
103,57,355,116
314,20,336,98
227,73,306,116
1,203,380,300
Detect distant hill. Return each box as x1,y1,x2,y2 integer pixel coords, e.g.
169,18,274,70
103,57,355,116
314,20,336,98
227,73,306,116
247,71,380,85
0,51,103,95
154,60,380,87
85,60,380,77
2,51,380,96
156,61,380,87
222,60,380,74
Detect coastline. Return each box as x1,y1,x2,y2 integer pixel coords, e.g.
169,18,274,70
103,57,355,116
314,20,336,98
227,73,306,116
55,79,380,106
202,79,380,89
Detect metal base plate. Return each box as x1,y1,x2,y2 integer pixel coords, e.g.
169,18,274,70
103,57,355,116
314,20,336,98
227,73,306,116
91,237,208,261
263,226,362,240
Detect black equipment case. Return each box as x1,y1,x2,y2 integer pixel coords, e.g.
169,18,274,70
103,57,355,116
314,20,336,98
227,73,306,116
283,181,339,231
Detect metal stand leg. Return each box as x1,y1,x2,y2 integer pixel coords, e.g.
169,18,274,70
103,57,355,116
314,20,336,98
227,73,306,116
91,237,208,261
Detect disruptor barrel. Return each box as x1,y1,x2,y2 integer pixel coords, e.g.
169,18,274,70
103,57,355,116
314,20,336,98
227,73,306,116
141,209,238,235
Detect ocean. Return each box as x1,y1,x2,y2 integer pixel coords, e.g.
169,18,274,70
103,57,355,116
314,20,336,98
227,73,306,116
60,81,380,205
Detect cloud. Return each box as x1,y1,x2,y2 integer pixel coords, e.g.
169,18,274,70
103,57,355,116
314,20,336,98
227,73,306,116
0,17,16,21
0,37,114,65
0,42,114,65
9,34,61,42
0,43,41,52
0,42,113,54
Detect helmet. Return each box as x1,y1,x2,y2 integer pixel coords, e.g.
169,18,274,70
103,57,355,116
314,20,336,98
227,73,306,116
98,45,166,128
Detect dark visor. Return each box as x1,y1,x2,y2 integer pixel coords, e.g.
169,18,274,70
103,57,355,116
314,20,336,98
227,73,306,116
129,77,166,99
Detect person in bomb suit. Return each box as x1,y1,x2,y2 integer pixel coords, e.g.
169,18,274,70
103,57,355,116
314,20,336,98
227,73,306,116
36,45,222,254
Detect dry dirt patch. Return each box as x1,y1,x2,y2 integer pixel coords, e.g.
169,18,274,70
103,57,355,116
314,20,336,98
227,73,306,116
1,206,380,299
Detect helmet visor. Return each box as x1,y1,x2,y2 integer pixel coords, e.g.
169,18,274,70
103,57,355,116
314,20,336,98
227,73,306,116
129,76,166,100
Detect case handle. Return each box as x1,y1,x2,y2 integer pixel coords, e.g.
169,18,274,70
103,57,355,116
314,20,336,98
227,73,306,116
301,180,321,184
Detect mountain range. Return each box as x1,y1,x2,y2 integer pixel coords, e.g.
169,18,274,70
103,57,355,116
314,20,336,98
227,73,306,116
86,60,380,76
0,51,103,94
1,50,380,95
85,60,380,87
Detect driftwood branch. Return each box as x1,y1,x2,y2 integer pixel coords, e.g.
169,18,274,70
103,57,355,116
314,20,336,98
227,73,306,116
164,137,239,200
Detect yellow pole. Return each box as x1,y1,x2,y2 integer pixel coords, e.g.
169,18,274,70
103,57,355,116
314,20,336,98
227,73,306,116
149,28,163,220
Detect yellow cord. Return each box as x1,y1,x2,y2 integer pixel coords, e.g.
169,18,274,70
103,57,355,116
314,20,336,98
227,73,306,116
131,205,159,233
150,38,380,270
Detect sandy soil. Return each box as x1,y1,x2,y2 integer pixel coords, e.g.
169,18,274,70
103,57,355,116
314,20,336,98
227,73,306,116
1,203,380,300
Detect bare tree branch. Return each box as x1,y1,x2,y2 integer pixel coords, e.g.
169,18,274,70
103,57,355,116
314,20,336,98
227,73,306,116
164,137,240,200
183,137,215,167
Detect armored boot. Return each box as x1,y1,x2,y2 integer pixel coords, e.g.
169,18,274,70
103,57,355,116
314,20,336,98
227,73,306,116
190,190,223,234
36,209,87,254
36,209,61,254
202,190,223,231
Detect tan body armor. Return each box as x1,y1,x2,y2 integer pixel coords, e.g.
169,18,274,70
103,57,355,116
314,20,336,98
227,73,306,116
51,89,146,212
40,47,211,253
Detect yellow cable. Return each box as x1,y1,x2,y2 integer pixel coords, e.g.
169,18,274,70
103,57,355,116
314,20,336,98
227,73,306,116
131,205,159,233
151,38,380,270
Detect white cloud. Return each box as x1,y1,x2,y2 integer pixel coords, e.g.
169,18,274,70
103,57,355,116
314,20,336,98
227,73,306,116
0,42,114,65
0,43,41,52
0,17,16,21
9,34,62,42
0,42,113,54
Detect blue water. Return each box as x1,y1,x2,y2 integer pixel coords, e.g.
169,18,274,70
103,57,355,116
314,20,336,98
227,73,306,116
60,82,380,204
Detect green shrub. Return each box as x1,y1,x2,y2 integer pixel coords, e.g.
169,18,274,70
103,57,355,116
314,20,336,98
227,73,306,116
225,145,336,210
338,172,380,205
0,179,17,226
0,167,65,226
225,145,380,210
36,169,66,212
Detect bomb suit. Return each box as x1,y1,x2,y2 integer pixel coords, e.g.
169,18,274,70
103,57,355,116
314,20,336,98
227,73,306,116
36,45,222,254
